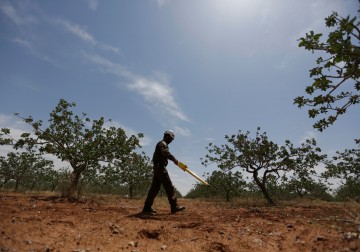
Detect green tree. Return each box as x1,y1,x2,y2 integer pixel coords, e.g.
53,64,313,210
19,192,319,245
26,156,54,191
283,177,331,200
323,145,360,200
202,128,325,205
335,178,360,201
0,152,53,191
0,155,12,188
43,169,63,192
0,99,143,197
117,153,152,198
294,8,360,139
185,183,210,199
204,170,246,201
97,163,122,194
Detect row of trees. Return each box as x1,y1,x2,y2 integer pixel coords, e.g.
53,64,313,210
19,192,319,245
189,130,359,203
186,171,332,202
0,129,360,204
0,150,154,198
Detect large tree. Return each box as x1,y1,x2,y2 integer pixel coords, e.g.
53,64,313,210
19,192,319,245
202,128,325,205
0,99,143,197
294,7,359,140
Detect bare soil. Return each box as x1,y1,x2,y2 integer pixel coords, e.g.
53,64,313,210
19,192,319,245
1,192,359,252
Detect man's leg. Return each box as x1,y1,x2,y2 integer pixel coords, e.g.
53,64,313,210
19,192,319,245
143,173,161,213
160,170,177,206
160,169,185,214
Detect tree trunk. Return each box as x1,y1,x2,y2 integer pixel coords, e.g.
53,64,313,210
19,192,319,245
67,170,81,197
253,172,275,205
226,190,230,202
129,184,133,199
14,179,19,191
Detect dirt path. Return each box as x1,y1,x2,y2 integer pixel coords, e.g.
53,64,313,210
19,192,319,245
0,192,359,251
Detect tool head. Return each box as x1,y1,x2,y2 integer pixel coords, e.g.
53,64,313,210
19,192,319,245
177,162,187,171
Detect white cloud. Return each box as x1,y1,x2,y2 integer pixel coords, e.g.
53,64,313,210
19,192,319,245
55,18,96,45
12,37,31,48
100,44,121,54
173,126,191,137
82,52,132,78
85,0,98,11
54,18,121,55
83,53,189,123
128,76,189,122
0,1,36,25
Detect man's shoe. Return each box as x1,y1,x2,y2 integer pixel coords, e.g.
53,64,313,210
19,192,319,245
142,207,157,215
171,205,186,214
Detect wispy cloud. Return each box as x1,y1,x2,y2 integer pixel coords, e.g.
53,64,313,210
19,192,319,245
174,126,191,137
100,44,121,54
83,53,189,123
12,37,31,47
12,37,62,68
0,1,37,25
2,2,188,133
55,18,96,45
128,75,189,122
82,53,132,78
54,18,121,55
85,0,98,11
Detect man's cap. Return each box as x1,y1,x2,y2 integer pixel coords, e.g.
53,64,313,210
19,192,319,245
164,130,175,139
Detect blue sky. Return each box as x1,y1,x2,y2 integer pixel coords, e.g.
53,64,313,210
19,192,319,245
0,0,358,195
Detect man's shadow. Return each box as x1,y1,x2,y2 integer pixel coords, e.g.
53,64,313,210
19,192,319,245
128,212,164,220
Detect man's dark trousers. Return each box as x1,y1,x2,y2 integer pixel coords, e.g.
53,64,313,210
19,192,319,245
144,165,177,208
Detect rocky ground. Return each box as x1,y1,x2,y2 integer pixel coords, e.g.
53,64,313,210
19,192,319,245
1,192,359,252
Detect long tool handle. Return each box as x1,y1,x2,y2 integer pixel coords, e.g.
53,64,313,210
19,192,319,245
177,162,210,187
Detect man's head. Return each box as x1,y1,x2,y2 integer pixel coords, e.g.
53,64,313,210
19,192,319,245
163,130,175,144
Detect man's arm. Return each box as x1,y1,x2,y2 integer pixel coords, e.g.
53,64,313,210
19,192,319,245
159,141,178,164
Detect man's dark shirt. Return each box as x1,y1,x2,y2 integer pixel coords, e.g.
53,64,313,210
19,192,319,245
152,140,177,168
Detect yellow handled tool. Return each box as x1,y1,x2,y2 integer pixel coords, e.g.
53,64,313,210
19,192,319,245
177,162,210,187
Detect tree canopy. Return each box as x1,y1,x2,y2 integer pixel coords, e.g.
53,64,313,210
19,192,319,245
294,9,359,140
202,128,325,205
0,99,143,197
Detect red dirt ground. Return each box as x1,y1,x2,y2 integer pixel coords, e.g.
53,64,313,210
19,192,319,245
1,192,359,252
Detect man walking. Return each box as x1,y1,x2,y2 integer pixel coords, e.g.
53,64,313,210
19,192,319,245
142,130,186,215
